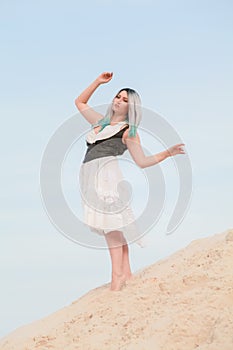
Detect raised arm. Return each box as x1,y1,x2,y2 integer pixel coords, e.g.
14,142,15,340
123,129,185,168
74,72,113,125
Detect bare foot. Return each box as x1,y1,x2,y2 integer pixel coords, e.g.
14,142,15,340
125,274,136,286
124,273,133,281
110,274,126,291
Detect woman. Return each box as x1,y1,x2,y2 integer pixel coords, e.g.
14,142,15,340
75,72,185,291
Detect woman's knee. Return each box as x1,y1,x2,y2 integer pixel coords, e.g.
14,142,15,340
106,230,124,244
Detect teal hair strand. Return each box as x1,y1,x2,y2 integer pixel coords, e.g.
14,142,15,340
128,125,137,137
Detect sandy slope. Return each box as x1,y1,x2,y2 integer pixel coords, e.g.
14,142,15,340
1,229,233,350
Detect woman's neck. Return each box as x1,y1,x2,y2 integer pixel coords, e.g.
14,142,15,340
110,115,127,125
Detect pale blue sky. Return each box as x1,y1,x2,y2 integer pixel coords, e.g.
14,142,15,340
1,0,233,338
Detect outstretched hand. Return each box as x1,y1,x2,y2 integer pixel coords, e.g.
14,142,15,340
167,143,186,156
96,72,113,84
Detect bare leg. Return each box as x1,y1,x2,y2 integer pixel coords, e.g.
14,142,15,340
122,243,132,280
105,230,126,291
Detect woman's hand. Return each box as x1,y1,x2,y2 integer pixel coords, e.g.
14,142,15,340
167,143,185,156
96,72,113,84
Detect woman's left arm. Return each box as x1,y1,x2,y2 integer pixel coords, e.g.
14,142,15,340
123,130,185,168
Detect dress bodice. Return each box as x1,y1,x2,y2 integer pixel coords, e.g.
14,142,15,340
83,122,129,163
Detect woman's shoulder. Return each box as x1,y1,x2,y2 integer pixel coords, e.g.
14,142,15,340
122,127,140,145
121,125,130,144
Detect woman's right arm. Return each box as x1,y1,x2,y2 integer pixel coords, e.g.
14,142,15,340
74,72,113,125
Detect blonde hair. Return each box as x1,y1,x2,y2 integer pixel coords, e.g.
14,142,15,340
95,88,142,137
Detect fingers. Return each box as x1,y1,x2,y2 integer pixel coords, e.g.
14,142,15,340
174,144,186,155
98,72,113,83
178,146,185,154
103,71,113,78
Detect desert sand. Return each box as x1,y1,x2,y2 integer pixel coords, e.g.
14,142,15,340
1,229,233,350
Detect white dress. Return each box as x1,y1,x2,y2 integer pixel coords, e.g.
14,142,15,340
79,122,145,247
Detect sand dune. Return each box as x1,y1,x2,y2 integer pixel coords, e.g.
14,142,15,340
1,229,233,350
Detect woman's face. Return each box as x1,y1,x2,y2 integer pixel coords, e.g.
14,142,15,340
112,90,128,116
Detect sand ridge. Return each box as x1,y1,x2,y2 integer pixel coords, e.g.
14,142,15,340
1,229,233,350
